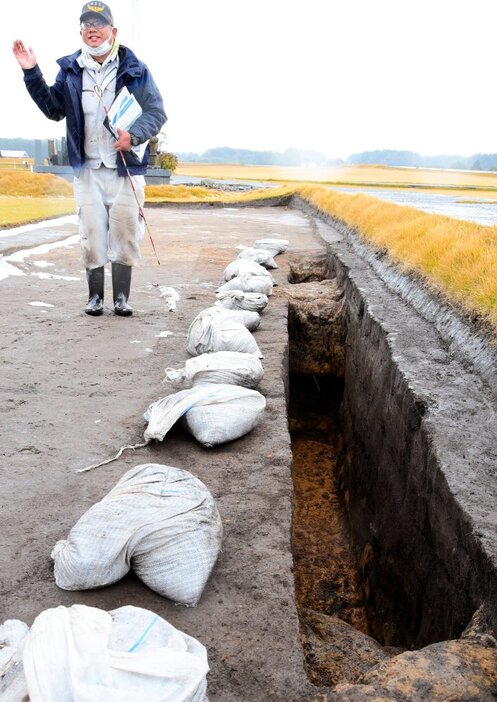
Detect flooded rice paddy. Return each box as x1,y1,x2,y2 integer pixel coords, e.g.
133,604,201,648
172,175,497,226
333,186,497,226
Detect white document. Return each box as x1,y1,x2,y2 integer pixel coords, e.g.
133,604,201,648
106,87,148,162
131,140,149,163
106,87,142,138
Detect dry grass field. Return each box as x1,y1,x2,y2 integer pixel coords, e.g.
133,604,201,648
177,162,497,197
0,171,72,197
1,169,496,333
0,196,76,227
145,184,292,203
298,185,497,331
146,182,497,331
0,171,75,227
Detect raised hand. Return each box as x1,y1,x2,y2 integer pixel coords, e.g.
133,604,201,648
12,40,37,69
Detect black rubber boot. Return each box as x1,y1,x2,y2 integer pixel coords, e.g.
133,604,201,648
112,262,133,316
85,266,104,316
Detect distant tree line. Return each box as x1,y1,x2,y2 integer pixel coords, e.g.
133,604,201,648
2,137,497,171
347,149,497,171
177,146,342,167
177,146,497,170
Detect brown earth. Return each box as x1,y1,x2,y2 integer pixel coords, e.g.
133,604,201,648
0,204,324,701
2,201,497,701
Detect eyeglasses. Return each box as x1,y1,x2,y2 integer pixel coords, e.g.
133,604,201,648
80,20,110,30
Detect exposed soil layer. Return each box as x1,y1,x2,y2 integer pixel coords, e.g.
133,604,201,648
286,282,399,690
289,372,385,687
284,207,497,700
290,398,360,625
332,625,497,702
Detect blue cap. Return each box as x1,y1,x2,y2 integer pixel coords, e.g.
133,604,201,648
80,2,114,26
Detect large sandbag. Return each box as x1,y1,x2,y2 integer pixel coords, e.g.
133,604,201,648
223,259,273,282
164,351,264,388
187,307,263,357
23,604,209,702
254,238,289,255
237,246,278,269
216,290,269,313
52,464,222,606
200,305,261,331
217,273,273,296
144,384,266,447
0,620,29,677
184,385,266,447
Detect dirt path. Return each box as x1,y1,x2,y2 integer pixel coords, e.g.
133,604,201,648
0,204,327,701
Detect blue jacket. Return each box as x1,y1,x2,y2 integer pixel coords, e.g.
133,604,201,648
22,45,167,177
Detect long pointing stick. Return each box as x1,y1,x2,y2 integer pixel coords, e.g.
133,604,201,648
118,150,161,265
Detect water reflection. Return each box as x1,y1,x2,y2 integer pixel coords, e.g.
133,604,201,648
331,187,497,227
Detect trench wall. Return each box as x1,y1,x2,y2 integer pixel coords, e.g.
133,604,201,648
292,200,497,649
338,281,491,647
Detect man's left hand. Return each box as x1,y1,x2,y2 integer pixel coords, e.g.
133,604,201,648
114,128,132,152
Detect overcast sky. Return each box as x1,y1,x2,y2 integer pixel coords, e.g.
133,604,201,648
2,0,497,159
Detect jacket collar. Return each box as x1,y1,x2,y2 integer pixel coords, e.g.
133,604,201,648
56,50,82,73
117,45,142,77
57,44,142,77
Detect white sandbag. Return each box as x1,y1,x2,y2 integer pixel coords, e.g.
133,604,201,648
52,464,222,606
23,604,209,702
0,666,28,702
0,619,29,701
254,238,289,255
145,384,266,447
201,305,260,331
237,246,278,269
216,290,269,313
184,385,266,447
223,259,273,282
159,286,180,311
187,308,263,357
217,273,273,296
164,351,264,388
0,620,29,677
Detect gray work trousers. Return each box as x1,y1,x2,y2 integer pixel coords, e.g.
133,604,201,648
73,166,145,269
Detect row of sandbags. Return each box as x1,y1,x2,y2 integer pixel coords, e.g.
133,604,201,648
57,237,289,598
0,236,290,701
51,237,289,603
76,238,289,457
142,237,289,448
58,236,289,607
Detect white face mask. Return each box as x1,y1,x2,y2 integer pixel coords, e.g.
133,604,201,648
83,35,114,57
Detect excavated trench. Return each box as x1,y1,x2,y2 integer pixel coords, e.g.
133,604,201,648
284,250,497,695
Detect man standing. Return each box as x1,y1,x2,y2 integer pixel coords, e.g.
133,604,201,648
13,2,167,317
